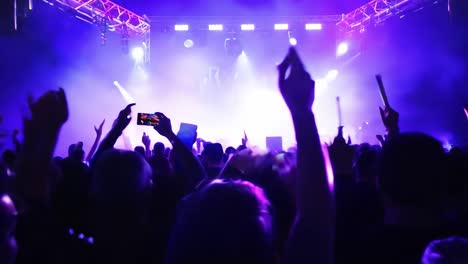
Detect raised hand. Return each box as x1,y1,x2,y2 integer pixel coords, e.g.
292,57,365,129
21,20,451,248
153,113,174,139
94,119,105,137
85,119,105,163
379,106,399,131
27,88,69,131
279,48,334,264
113,103,135,130
278,47,315,114
17,88,69,203
332,126,346,146
142,132,151,147
241,130,248,146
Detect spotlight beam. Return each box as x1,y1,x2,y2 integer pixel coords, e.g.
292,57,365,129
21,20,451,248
113,81,136,104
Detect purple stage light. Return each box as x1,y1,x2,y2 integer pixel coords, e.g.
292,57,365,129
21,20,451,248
336,42,349,56
174,24,189,31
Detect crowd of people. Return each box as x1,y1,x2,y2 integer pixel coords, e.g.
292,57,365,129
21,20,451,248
0,48,467,264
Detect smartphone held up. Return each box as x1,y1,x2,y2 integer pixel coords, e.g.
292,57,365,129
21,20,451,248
137,113,160,126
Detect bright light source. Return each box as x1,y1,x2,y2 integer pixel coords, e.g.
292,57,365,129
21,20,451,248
289,37,297,46
336,42,349,56
241,24,255,31
274,24,289,30
326,69,339,81
131,47,144,61
174,24,189,31
208,24,223,31
305,23,322,30
113,81,136,104
184,39,194,48
240,50,247,57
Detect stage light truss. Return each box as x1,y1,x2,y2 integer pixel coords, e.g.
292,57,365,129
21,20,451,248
337,0,439,34
146,15,342,32
42,0,150,37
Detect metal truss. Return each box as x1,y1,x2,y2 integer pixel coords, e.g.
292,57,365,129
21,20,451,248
337,0,439,34
42,0,150,37
146,15,342,32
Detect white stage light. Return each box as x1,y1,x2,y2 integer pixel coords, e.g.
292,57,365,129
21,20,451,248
241,24,255,31
274,24,289,30
174,24,189,31
208,24,223,31
336,42,349,56
305,23,322,30
131,47,144,61
289,37,297,46
184,39,194,48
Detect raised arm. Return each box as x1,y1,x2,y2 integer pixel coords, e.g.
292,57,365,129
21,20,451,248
92,103,135,163
153,113,206,190
85,119,105,163
16,88,68,203
280,48,334,264
142,132,152,159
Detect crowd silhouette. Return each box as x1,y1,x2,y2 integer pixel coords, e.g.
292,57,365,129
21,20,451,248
1,48,467,264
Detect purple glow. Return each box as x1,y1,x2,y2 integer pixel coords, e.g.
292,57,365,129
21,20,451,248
1,195,13,206
321,143,335,191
